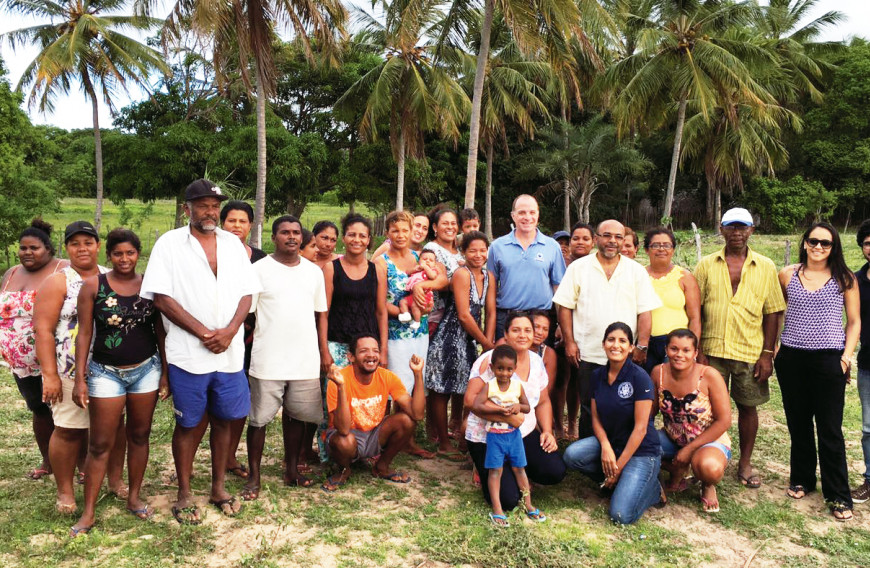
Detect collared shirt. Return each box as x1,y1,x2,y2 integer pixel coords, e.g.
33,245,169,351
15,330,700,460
140,226,260,374
694,246,785,364
591,360,660,458
857,263,870,370
487,229,566,310
552,254,662,365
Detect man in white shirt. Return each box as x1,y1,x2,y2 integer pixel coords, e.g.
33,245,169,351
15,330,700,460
553,219,661,439
141,179,260,524
241,216,327,500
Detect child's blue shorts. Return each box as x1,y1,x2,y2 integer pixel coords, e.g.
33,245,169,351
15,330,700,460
484,428,527,469
168,364,250,428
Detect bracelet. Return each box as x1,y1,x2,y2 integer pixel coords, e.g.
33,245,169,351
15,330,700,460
762,349,774,354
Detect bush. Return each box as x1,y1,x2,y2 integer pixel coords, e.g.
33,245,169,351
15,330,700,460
742,176,837,233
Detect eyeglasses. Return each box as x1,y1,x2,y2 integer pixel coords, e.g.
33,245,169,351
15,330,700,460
806,238,833,249
648,243,674,250
597,233,624,241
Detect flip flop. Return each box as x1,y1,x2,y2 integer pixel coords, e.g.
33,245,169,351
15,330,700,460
227,464,249,479
172,504,202,525
832,505,853,522
69,524,93,538
76,471,86,485
209,497,242,517
524,508,547,522
436,450,466,462
297,462,313,474
321,470,349,493
737,471,762,489
406,447,436,459
372,469,411,483
108,485,130,500
27,467,51,480
700,486,719,513
787,484,807,500
285,475,314,488
489,512,509,527
240,486,260,501
127,505,154,520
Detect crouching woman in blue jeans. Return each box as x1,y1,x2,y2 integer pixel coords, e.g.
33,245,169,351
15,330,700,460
563,322,664,524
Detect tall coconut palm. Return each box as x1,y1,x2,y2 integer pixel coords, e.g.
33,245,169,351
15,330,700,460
602,0,773,223
159,0,346,246
521,115,651,224
336,0,470,210
3,0,168,230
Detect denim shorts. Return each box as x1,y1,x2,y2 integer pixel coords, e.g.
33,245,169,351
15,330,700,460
88,354,161,398
658,429,732,461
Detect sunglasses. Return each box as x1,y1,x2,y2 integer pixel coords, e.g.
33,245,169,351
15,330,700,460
806,238,833,249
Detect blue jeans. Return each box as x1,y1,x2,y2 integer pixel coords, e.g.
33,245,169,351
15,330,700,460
858,369,870,481
563,436,662,524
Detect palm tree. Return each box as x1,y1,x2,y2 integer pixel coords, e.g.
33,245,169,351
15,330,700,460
461,16,550,237
602,0,773,223
521,115,650,224
437,0,583,210
337,0,470,210
3,0,168,230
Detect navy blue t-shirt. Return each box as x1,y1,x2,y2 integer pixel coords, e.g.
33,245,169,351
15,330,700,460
591,360,660,458
857,263,870,371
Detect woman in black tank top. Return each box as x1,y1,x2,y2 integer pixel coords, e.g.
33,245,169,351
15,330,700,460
70,229,168,536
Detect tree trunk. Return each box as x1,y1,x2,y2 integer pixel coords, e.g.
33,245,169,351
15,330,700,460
396,129,405,210
485,144,494,239
560,106,570,231
87,83,104,232
705,180,715,227
253,75,268,248
714,185,722,228
463,0,495,209
663,93,688,224
175,193,185,228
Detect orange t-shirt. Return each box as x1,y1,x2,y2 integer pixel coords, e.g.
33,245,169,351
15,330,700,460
326,366,408,432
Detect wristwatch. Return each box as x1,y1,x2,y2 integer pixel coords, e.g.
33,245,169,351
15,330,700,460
636,345,648,352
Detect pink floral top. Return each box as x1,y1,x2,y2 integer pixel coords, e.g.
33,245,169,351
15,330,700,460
0,286,39,377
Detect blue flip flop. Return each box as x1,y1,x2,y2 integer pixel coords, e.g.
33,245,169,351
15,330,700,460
489,512,509,527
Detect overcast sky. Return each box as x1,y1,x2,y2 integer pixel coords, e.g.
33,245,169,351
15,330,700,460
1,0,867,131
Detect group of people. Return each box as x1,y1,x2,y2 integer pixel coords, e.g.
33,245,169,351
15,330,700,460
1,179,868,534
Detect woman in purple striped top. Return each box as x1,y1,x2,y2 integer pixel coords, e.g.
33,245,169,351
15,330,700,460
774,221,860,522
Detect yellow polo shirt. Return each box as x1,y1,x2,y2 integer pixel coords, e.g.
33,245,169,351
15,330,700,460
694,247,786,364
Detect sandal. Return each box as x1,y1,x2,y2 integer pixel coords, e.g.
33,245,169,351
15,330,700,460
76,471,86,485
654,483,668,509
436,450,466,463
171,504,202,525
737,471,762,489
489,512,509,527
69,524,93,538
240,486,260,501
831,504,853,522
372,469,411,484
700,484,719,513
27,467,51,480
321,468,349,493
127,505,154,520
227,464,249,479
406,447,436,459
285,475,314,488
209,496,242,517
520,490,547,522
297,462,313,474
787,484,807,500
108,485,130,500
55,501,77,515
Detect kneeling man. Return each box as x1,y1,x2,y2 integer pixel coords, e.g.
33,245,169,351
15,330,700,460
323,335,424,491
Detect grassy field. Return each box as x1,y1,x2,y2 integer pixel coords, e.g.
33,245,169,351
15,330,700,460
1,199,869,566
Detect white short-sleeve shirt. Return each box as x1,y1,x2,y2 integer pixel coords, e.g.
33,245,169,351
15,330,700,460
140,226,260,374
465,350,549,444
249,256,327,380
552,254,662,365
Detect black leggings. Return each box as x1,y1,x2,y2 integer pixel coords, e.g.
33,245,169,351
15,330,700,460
467,429,567,510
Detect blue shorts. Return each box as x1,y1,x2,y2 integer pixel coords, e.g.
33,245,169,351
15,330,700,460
168,364,250,428
484,428,527,469
88,354,161,398
657,429,732,461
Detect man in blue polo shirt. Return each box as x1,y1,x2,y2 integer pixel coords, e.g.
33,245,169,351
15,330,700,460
488,194,566,339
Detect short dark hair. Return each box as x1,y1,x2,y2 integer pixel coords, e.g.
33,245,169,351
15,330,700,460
459,208,480,224
460,230,489,253
20,219,55,255
623,227,639,248
313,220,338,237
571,222,594,237
504,311,533,335
350,333,380,354
220,200,254,224
857,219,870,249
492,344,518,365
272,215,301,235
602,321,634,345
341,213,373,236
106,228,141,255
301,228,314,248
419,249,437,259
666,328,698,349
428,207,458,241
643,226,676,249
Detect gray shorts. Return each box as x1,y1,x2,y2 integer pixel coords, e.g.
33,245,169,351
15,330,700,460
249,377,322,427
325,423,384,461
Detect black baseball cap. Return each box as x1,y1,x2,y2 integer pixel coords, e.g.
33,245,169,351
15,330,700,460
185,179,228,202
64,221,99,243
553,230,570,241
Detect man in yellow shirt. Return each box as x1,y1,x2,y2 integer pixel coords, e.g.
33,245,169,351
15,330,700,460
695,208,786,489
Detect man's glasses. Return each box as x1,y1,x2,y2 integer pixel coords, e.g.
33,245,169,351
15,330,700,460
806,238,833,249
648,243,674,250
597,233,624,241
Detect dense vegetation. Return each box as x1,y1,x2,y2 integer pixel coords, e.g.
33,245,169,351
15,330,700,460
1,0,868,249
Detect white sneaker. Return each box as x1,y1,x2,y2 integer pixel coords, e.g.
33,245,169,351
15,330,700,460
398,312,412,323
